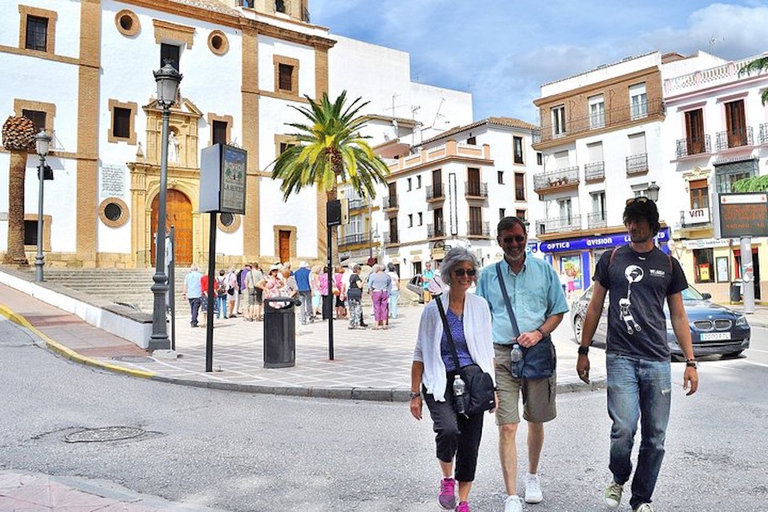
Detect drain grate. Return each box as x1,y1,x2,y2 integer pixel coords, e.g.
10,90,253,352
65,426,146,443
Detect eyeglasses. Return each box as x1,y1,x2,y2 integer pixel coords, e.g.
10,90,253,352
626,196,650,205
454,269,477,277
502,235,526,244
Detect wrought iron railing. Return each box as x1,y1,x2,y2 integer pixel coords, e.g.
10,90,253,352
715,126,754,151
382,195,398,209
426,183,444,201
427,222,445,238
464,181,488,197
383,231,399,244
533,166,579,191
760,123,768,145
675,134,711,158
587,211,607,229
347,198,366,210
338,233,370,248
584,161,605,181
626,153,648,175
536,215,582,235
467,221,490,236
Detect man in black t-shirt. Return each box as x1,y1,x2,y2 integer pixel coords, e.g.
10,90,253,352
577,197,699,512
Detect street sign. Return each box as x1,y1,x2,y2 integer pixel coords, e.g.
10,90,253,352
719,193,768,238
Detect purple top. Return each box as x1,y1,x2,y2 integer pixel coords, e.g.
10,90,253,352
440,308,474,371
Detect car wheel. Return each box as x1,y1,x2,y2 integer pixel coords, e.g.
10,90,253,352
722,350,743,358
573,315,584,342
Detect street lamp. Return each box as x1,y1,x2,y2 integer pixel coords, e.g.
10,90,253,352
647,181,660,202
34,130,51,282
149,62,182,351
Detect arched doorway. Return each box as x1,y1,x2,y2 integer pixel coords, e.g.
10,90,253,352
151,190,193,266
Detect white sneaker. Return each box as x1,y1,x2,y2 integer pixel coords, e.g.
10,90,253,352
633,504,654,512
504,494,523,512
604,480,623,509
524,473,543,503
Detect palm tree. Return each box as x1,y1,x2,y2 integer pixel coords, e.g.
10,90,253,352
738,55,768,104
2,116,37,265
271,90,391,259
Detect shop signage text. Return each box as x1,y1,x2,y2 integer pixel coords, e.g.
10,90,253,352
537,228,669,253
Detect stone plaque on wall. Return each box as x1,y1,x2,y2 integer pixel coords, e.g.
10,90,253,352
100,164,126,199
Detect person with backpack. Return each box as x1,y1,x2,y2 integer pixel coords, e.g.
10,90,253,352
577,197,699,512
215,269,228,319
245,262,263,321
226,267,238,318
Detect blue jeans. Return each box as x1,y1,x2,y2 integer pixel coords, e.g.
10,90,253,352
188,297,202,326
606,352,671,509
216,295,227,319
388,289,399,318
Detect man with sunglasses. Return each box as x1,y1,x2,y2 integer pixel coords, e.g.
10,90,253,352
577,197,698,512
476,216,568,512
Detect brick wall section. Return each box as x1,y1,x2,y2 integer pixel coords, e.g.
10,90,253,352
242,26,260,260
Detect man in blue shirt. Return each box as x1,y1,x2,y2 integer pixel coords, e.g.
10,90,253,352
476,217,568,512
294,261,312,324
181,265,203,327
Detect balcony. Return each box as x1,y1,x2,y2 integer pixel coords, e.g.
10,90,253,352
760,123,768,145
467,221,490,237
536,215,582,235
465,181,488,198
716,127,754,151
338,233,370,249
533,166,579,193
587,211,607,229
347,198,366,211
626,153,648,176
426,183,445,202
675,135,712,159
534,99,664,148
382,195,398,210
427,222,446,239
383,231,399,245
584,161,605,182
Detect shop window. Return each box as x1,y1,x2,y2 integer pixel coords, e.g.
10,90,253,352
693,248,714,283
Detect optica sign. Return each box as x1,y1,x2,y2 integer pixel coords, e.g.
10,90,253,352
536,228,669,253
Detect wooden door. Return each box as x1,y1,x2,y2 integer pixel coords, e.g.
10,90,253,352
725,100,746,147
152,190,193,266
685,109,705,154
278,230,291,263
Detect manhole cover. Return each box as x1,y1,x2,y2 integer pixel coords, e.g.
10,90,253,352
65,426,146,443
113,356,155,363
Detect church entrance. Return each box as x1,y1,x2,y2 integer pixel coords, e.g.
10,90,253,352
151,190,193,266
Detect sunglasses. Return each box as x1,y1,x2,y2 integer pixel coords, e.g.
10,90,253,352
501,235,526,244
454,269,477,277
626,196,650,205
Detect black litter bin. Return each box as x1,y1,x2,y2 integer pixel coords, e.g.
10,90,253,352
729,282,742,303
263,296,298,368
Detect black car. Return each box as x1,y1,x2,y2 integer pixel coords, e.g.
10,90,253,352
571,284,751,359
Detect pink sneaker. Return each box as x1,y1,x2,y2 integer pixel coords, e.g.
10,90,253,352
438,477,456,510
456,501,471,512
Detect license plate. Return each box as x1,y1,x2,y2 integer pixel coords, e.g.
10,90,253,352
700,332,731,341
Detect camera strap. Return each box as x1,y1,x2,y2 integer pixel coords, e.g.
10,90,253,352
495,262,521,339
435,296,462,372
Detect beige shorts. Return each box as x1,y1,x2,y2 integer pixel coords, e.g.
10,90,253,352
494,344,557,425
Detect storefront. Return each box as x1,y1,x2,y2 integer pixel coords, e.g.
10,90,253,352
534,228,671,295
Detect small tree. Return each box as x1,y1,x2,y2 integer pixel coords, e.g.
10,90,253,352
2,116,36,265
732,175,768,192
738,55,768,105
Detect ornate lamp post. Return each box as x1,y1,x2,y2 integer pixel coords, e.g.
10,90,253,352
149,62,182,351
647,181,660,202
34,130,52,282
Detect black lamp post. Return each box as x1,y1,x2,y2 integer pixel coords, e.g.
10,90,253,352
34,130,51,283
149,62,182,351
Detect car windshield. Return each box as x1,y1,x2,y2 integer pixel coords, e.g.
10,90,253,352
680,286,705,300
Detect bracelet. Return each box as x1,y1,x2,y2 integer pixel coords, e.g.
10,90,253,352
409,391,421,400
577,345,590,355
536,327,547,338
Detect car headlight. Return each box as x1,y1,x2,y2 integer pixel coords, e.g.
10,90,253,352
735,315,749,327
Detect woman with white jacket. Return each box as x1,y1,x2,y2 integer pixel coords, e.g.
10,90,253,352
410,247,496,512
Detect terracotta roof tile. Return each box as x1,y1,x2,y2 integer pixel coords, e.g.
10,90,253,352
418,116,538,146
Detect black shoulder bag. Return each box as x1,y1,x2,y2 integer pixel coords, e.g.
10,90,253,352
495,262,556,380
435,297,496,416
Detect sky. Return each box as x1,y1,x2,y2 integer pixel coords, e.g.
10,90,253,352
311,1,768,124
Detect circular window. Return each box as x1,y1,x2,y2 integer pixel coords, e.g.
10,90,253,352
99,197,130,228
115,10,140,37
217,213,241,233
208,30,229,56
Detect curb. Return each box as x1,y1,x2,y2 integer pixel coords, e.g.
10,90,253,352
0,304,155,380
0,303,606,402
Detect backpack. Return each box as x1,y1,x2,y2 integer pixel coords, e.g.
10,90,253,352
216,276,227,295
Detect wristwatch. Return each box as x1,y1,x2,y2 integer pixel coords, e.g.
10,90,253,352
409,391,421,400
685,359,698,369
578,345,590,355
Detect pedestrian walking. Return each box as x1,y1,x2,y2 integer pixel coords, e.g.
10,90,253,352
294,261,313,324
181,265,203,327
237,263,251,315
226,267,238,318
410,247,497,512
369,265,391,330
346,264,365,329
387,262,400,319
334,265,346,319
422,261,435,303
215,269,228,319
310,265,322,319
245,263,262,321
475,216,569,512
577,197,699,512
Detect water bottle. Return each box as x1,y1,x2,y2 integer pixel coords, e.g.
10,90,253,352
511,343,523,362
453,375,466,415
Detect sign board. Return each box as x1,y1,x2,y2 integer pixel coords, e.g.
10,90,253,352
683,207,710,225
537,228,670,253
200,144,247,214
719,193,768,238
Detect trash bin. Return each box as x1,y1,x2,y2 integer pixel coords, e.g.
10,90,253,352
263,296,298,368
729,282,742,303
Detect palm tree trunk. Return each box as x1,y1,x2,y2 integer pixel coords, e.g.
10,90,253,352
4,150,28,265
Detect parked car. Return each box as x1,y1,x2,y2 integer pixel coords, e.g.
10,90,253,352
571,284,751,359
406,275,424,303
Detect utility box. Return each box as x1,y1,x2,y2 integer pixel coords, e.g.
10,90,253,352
200,144,247,214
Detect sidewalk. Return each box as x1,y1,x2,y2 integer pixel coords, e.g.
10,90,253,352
0,470,226,511
0,281,606,402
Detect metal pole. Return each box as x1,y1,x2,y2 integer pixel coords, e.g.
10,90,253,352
327,221,334,360
205,213,217,372
34,156,45,282
169,227,176,351
741,236,755,314
149,106,171,350
368,200,373,259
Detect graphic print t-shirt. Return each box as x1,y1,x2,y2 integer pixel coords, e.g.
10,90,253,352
594,245,688,361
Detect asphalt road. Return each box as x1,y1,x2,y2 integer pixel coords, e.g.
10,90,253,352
1,317,766,511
